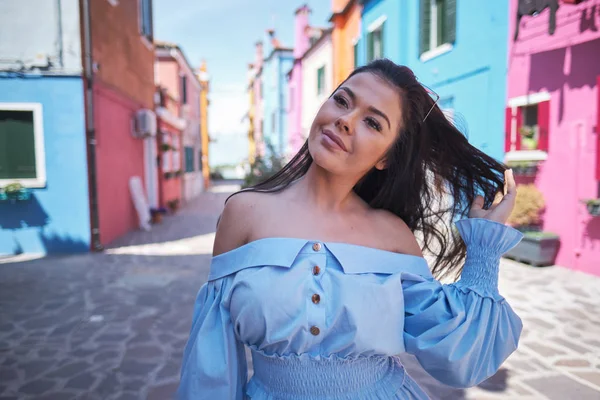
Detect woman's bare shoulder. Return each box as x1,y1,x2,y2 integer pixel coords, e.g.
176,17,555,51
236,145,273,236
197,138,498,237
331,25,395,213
370,208,423,257
213,190,276,256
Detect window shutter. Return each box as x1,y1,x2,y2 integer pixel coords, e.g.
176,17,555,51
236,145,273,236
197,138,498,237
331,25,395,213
537,100,550,152
367,32,373,62
0,110,37,179
516,107,523,151
445,0,457,44
380,21,385,58
505,107,512,152
420,0,431,55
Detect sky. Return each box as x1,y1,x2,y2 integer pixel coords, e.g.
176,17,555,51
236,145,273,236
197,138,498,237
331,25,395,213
154,0,332,166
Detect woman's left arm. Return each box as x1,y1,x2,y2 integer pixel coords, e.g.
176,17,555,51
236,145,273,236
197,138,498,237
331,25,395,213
403,170,524,388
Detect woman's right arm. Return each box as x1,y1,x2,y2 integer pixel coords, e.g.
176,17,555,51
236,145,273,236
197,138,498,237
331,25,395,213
177,193,256,399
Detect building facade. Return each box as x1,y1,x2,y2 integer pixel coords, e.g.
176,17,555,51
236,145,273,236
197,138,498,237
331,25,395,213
155,42,204,207
301,30,334,144
507,0,600,275
261,30,294,158
0,0,157,254
331,0,362,85
358,0,509,162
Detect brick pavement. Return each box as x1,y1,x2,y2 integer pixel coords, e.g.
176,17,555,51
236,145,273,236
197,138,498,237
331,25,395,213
0,181,599,399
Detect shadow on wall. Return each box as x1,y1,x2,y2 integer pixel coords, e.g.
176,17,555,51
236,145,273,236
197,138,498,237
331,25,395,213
0,193,88,254
528,38,600,124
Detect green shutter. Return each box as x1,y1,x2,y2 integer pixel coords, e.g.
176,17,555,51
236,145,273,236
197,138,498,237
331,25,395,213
185,146,194,173
420,0,431,55
380,21,385,58
353,41,359,68
367,32,373,62
444,0,456,44
0,110,37,180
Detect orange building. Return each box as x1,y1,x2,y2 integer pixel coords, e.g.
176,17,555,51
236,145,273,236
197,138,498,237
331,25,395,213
330,0,362,86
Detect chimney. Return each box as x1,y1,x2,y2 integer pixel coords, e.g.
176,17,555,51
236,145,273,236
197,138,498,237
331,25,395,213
294,4,312,58
267,29,282,50
255,41,263,69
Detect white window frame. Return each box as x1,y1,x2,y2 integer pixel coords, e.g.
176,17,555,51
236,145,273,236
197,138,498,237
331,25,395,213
0,103,47,188
367,15,386,62
505,91,551,162
420,1,454,62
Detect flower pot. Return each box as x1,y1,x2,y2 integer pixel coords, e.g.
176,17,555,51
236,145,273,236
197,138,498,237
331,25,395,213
151,213,163,224
504,232,560,267
586,203,600,217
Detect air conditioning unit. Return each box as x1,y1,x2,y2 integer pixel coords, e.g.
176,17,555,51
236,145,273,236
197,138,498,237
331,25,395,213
133,109,157,138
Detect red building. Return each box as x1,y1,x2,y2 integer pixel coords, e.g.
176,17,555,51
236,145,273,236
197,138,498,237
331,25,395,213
89,0,156,246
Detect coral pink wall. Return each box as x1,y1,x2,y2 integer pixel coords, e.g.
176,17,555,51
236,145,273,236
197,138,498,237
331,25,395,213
94,82,146,246
508,0,600,275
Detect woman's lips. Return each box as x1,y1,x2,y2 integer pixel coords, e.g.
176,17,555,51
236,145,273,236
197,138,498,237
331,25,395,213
321,129,348,152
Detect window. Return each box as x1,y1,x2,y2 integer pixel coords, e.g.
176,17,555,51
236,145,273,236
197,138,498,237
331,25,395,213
162,133,172,172
272,111,276,134
367,23,384,62
317,66,325,95
353,41,359,68
139,0,153,41
0,104,46,188
420,0,456,57
505,95,550,155
184,146,194,173
181,75,188,104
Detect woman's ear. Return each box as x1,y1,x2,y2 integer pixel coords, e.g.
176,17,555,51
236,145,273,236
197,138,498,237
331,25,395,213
375,157,387,171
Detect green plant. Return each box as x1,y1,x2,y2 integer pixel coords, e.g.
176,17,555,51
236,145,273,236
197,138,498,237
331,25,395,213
582,198,600,206
507,184,545,228
243,142,286,189
519,126,536,139
3,182,23,194
174,169,183,177
160,143,173,152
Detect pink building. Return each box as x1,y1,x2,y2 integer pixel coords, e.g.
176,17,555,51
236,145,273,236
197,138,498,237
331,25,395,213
507,0,600,275
286,5,329,157
155,42,204,210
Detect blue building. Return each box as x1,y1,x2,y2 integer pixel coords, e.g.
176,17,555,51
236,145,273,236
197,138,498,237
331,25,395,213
261,30,294,158
0,0,91,254
357,0,509,161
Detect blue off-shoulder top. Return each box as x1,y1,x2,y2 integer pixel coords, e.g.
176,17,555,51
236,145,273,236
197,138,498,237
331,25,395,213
178,218,524,400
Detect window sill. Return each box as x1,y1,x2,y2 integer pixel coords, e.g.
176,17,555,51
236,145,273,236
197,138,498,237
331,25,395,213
420,43,454,62
141,36,153,51
0,179,46,189
505,150,548,162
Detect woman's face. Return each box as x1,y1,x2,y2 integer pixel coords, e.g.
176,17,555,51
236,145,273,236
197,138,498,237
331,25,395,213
308,72,403,178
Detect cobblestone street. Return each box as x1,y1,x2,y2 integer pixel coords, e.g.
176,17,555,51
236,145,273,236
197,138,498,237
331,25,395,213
1,182,600,400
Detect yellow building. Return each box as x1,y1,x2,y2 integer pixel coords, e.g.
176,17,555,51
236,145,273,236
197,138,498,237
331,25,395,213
196,62,211,189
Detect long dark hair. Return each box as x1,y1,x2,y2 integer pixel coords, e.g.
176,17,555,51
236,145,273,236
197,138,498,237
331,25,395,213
233,59,506,279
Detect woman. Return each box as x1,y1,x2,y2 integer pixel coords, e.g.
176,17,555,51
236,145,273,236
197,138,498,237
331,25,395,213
178,59,523,399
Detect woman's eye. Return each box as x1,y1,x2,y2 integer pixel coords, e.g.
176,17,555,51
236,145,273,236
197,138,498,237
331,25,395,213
333,94,348,108
366,117,382,131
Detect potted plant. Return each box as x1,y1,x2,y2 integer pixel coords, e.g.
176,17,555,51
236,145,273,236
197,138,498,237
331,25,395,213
163,171,173,180
150,207,167,224
581,198,600,217
503,184,560,267
160,143,173,152
519,126,538,150
0,183,32,202
507,160,538,176
167,199,180,213
174,169,183,178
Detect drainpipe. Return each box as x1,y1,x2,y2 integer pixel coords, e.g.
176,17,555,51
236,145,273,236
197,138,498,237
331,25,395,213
81,0,103,251
56,0,64,68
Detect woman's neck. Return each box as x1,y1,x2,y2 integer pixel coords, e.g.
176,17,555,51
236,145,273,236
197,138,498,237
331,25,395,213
291,163,360,212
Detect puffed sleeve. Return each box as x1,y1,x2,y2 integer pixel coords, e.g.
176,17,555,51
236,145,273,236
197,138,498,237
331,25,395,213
402,218,524,388
177,276,247,399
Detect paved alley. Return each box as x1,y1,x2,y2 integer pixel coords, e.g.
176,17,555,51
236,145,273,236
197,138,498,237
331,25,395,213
0,182,599,399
